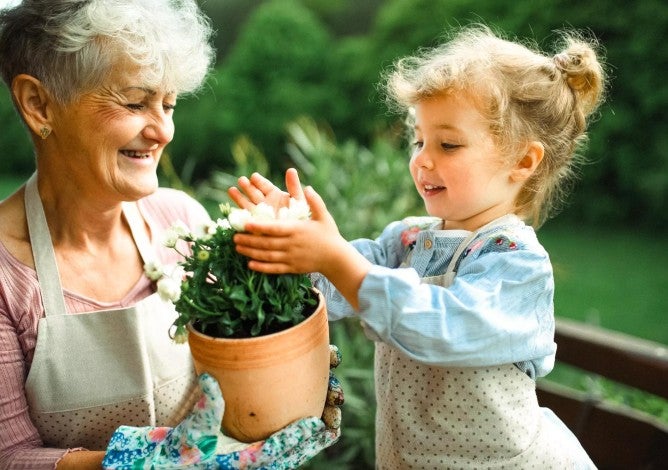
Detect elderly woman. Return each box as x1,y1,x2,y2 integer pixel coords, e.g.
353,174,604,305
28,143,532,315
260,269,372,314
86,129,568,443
0,1,339,469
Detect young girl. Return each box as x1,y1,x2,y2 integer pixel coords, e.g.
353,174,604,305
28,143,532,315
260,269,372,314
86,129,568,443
231,25,605,469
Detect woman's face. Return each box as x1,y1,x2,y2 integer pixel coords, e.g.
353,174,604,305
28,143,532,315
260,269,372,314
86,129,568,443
409,92,519,231
48,63,176,202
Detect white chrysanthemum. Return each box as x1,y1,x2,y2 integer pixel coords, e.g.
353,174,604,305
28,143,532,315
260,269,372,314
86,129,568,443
251,202,277,221
162,220,191,248
217,218,231,230
278,198,311,221
167,265,186,281
171,220,191,237
157,275,181,303
143,260,164,281
219,202,232,216
192,220,218,241
228,208,252,231
162,228,180,248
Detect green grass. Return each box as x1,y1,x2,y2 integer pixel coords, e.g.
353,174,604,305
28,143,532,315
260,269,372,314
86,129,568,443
537,221,668,425
539,221,668,345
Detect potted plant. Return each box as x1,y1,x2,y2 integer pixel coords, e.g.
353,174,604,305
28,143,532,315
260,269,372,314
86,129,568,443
148,200,331,443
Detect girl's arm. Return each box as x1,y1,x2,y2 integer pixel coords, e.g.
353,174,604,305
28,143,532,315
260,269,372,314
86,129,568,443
354,244,556,376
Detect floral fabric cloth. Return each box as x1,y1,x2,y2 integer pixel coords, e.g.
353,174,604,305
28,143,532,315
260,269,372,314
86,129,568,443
103,374,339,469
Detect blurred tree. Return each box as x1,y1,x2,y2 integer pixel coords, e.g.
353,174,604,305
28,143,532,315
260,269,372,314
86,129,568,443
300,0,383,37
187,0,339,176
0,86,33,177
197,0,263,62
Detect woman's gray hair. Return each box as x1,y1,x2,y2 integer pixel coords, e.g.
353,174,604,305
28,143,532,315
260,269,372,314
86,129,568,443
0,0,215,103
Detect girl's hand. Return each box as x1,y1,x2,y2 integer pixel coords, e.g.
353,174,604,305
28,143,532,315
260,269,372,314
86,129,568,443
234,186,371,310
233,186,342,275
228,168,304,213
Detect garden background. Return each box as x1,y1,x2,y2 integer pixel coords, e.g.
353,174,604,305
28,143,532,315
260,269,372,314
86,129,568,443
0,0,666,468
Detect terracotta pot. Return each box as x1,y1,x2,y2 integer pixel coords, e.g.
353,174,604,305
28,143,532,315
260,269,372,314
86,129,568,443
187,289,330,443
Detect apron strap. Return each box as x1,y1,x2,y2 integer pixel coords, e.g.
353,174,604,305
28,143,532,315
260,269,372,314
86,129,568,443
433,214,520,286
25,173,69,318
24,173,157,317
122,201,155,266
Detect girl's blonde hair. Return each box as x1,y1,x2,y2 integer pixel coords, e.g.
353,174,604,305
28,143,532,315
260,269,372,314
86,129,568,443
385,25,606,227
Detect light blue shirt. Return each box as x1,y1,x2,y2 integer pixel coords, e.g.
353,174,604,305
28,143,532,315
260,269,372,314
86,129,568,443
313,215,557,379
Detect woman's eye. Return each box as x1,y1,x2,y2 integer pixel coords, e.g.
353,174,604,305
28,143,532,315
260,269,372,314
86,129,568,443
163,103,176,112
126,103,144,111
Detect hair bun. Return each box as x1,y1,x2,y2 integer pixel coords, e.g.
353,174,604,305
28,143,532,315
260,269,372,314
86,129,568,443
553,40,605,117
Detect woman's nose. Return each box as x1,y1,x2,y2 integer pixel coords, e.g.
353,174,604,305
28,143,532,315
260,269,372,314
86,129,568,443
142,110,175,144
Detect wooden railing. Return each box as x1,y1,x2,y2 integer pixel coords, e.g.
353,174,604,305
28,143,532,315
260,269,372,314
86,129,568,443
537,318,668,469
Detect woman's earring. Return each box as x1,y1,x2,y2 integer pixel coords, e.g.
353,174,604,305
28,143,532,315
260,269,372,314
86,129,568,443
39,126,51,139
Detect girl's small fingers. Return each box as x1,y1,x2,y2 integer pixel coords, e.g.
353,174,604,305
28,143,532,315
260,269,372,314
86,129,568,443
247,259,292,274
235,243,288,264
234,232,290,252
304,187,328,219
227,187,252,210
241,221,295,237
250,172,280,195
236,176,266,203
285,168,305,200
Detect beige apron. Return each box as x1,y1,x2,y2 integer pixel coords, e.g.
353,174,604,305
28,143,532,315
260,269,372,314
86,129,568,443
374,219,595,469
23,174,199,450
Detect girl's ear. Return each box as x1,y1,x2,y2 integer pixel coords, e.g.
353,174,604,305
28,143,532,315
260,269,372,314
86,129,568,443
511,141,544,182
11,74,53,138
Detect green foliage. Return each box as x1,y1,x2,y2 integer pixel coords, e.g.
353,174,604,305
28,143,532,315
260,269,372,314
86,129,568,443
169,207,316,339
304,319,377,469
204,0,337,173
0,86,33,176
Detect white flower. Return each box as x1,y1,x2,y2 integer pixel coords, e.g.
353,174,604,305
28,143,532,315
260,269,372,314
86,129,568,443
162,220,190,248
251,202,277,221
228,208,252,231
162,228,180,248
278,198,310,221
219,202,232,216
172,325,188,344
166,265,186,282
217,218,231,230
157,275,181,303
192,220,218,241
172,220,191,237
144,260,164,281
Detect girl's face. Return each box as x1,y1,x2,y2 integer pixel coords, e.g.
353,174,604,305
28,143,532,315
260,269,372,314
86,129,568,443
409,92,520,231
48,63,176,203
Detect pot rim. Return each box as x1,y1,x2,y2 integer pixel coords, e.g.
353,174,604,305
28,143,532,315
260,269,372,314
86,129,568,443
186,288,325,344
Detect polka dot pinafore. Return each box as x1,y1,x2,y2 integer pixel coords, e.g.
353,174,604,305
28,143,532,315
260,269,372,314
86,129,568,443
374,222,595,469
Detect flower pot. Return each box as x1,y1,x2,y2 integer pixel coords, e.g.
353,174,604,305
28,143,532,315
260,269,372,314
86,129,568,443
186,289,330,443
